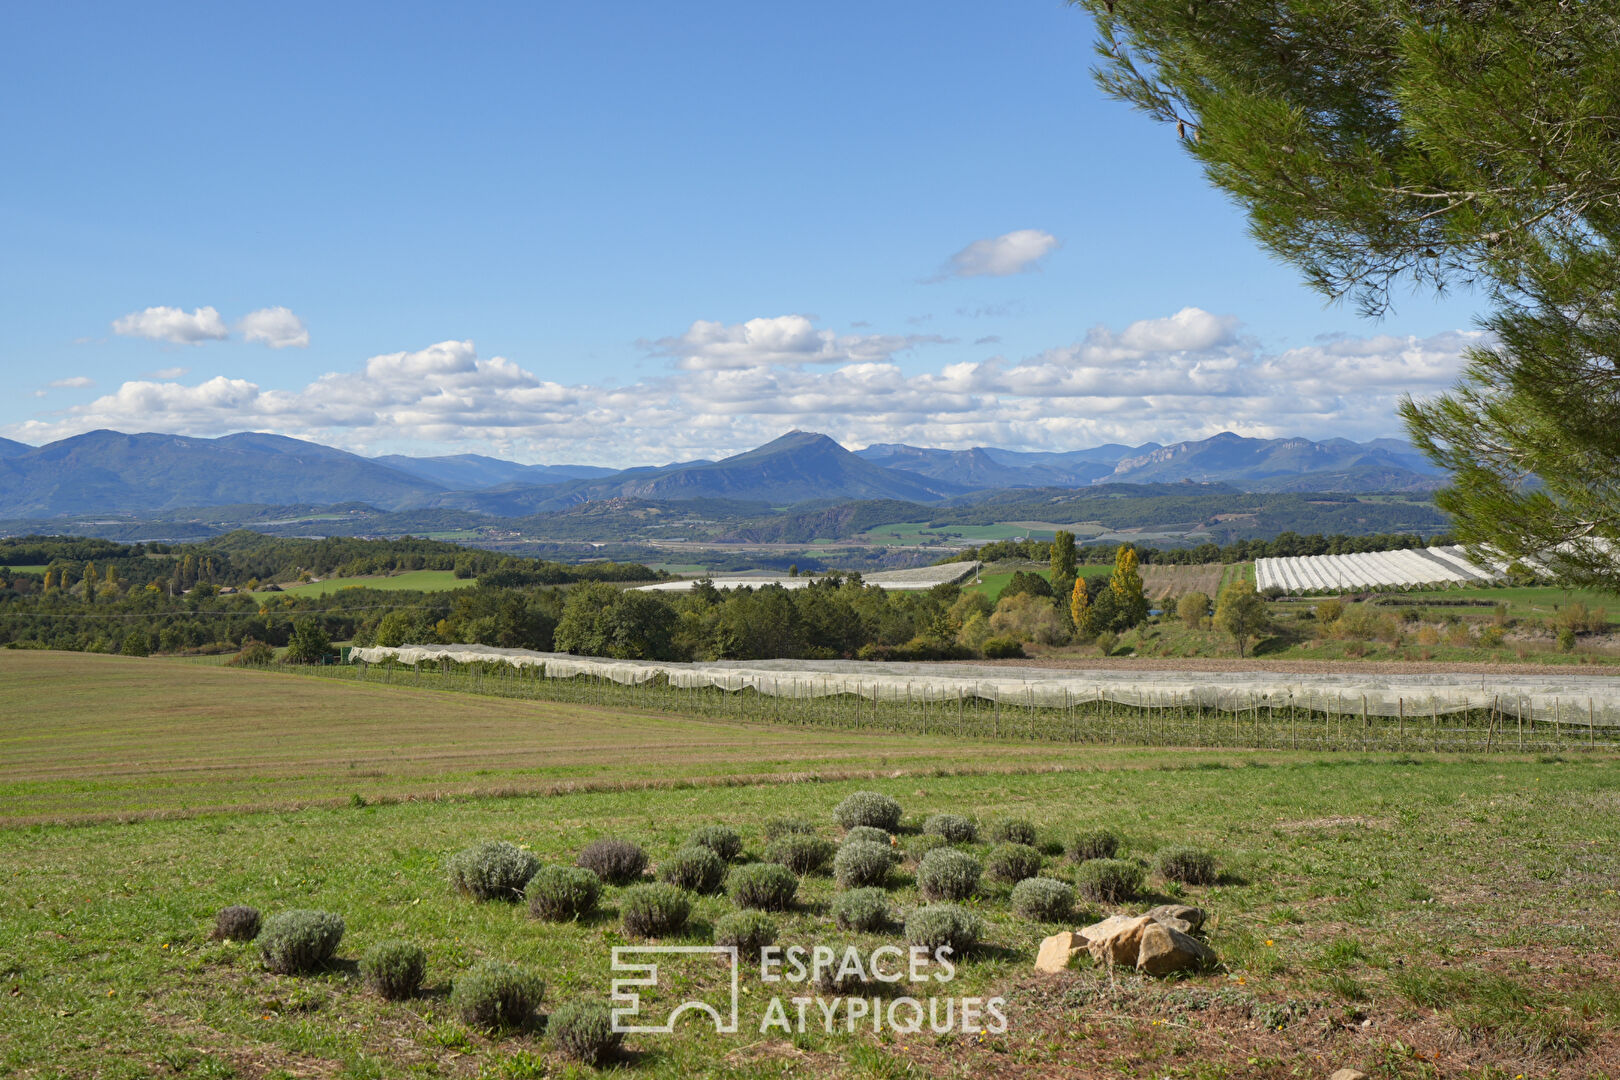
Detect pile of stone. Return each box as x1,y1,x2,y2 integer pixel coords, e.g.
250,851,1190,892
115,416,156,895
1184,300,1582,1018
1036,904,1215,976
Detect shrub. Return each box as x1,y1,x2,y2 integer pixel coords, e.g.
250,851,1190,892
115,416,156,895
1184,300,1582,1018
714,910,778,954
843,825,893,848
834,840,895,889
832,887,891,932
814,945,869,994
905,833,949,862
211,905,261,942
985,842,1043,884
834,791,902,831
1178,591,1210,629
688,825,744,862
620,883,691,938
988,819,1038,847
447,841,539,902
917,848,981,901
229,640,276,667
1094,631,1118,656
923,813,978,844
1479,625,1506,647
764,817,815,842
1068,828,1121,862
981,636,1025,659
766,834,836,876
361,940,425,1000
259,910,344,974
1315,599,1344,624
726,863,798,911
1075,859,1145,904
1558,626,1577,652
661,845,727,894
547,1001,622,1066
1154,846,1218,886
577,838,647,885
1011,877,1076,922
904,904,981,957
450,959,545,1031
525,866,601,922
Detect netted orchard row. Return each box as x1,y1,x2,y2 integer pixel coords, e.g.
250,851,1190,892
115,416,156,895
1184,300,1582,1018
290,658,1620,754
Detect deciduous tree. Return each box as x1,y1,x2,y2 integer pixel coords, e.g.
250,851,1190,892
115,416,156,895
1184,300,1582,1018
1214,580,1268,658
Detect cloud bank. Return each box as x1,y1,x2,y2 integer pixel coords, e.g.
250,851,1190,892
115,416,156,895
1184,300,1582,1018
10,308,1475,465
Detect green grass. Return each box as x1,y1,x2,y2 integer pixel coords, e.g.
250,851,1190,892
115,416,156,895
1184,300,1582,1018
1386,583,1616,618
3,564,48,574
253,569,471,597
1,745,1615,1077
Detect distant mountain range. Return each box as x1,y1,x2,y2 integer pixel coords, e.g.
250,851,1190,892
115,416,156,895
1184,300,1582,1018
0,427,1444,518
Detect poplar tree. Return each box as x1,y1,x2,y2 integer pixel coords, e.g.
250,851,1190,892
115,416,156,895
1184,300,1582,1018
1074,1,1620,591
1070,576,1090,634
1108,545,1149,627
1050,531,1077,581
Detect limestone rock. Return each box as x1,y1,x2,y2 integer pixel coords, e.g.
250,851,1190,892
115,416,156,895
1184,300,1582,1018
1080,914,1155,967
1034,931,1082,974
1145,904,1207,934
1136,920,1215,975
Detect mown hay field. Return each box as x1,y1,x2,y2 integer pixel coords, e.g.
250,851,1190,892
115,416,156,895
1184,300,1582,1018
0,651,1243,824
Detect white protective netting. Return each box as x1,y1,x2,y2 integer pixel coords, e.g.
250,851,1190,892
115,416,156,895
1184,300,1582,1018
1255,546,1505,592
349,643,1620,725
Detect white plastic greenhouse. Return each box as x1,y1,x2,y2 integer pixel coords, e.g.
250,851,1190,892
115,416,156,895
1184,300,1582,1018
1255,546,1503,593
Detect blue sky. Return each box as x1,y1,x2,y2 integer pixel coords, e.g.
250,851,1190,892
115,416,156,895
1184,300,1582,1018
0,1,1484,465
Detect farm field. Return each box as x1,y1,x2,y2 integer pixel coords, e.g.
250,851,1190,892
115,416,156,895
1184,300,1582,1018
965,562,1229,604
2,563,48,574
254,569,472,597
857,521,1108,545
0,651,1207,824
0,732,1615,1078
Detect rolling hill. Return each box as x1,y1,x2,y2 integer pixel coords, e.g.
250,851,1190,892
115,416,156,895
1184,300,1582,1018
0,431,446,516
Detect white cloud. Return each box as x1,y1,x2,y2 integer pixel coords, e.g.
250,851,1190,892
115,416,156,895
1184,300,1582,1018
650,314,946,371
48,376,94,389
146,367,190,380
111,306,229,345
4,313,1478,465
936,229,1059,280
238,306,310,349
